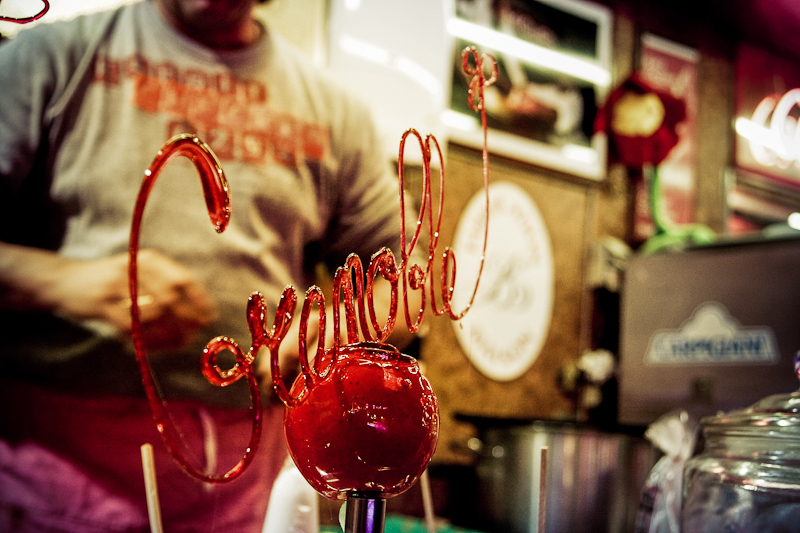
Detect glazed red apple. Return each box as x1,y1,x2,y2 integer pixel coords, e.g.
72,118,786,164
283,342,439,500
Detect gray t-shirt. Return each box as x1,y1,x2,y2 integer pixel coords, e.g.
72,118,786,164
0,0,402,406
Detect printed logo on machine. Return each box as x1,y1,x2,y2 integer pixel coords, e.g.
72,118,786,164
645,302,779,365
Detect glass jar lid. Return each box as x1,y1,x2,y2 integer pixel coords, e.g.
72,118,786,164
702,354,800,437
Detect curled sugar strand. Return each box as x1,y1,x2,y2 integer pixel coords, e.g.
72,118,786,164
0,0,49,23
128,134,261,483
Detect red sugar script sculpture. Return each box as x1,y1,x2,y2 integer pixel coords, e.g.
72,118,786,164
128,47,497,510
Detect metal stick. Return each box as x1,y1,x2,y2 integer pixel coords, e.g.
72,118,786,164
344,493,386,533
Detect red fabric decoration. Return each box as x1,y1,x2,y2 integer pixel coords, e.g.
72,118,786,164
595,74,686,168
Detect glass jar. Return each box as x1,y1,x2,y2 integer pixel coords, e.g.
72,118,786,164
682,388,800,532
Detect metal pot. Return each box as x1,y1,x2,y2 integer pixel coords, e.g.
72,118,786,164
458,416,657,533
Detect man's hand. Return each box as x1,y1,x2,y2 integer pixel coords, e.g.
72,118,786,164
0,243,217,352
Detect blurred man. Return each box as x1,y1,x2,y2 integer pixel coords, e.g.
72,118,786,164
0,0,408,530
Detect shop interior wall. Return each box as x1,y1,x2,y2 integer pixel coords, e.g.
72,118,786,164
417,5,736,465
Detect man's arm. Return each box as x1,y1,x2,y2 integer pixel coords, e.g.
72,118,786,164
0,242,218,352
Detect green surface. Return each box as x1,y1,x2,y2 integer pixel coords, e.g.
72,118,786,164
320,514,487,533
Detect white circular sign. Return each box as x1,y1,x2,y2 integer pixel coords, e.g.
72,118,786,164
450,181,554,381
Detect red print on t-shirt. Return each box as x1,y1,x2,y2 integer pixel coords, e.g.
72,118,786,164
93,54,330,168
